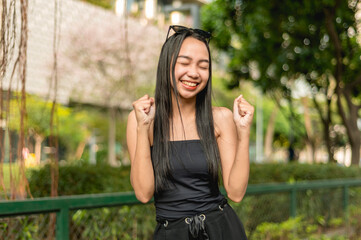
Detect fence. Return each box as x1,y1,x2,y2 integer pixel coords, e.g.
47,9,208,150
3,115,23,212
1,178,361,239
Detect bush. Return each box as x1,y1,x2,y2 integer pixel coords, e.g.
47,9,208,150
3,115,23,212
252,216,350,240
232,163,361,237
25,162,361,239
26,163,154,239
27,162,361,197
248,162,361,184
70,204,155,240
27,162,131,197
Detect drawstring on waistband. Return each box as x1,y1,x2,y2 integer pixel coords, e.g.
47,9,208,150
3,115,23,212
156,199,228,239
185,214,209,240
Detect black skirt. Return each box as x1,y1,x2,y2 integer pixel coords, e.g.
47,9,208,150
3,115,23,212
153,202,248,240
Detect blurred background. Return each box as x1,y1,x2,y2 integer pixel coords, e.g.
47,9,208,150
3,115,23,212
1,0,361,239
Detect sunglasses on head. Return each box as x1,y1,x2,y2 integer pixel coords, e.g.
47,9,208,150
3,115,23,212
166,25,212,43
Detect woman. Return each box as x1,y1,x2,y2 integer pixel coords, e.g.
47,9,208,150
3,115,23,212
127,25,253,240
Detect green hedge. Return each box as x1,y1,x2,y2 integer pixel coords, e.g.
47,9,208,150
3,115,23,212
24,162,361,239
249,162,361,184
27,162,361,197
27,162,132,197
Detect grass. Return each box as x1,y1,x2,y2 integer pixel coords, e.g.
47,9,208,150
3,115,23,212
0,163,20,193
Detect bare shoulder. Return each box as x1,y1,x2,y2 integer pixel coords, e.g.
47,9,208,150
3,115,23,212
213,106,233,122
212,106,234,138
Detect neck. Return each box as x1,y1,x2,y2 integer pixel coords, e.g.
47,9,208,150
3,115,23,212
171,92,196,120
170,93,198,141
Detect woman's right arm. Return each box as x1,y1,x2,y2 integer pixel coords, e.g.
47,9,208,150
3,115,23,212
126,95,155,203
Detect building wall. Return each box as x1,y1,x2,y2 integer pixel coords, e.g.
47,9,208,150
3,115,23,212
2,0,164,108
116,0,205,28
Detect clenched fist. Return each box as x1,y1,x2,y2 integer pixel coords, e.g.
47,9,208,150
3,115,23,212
132,95,155,126
233,95,254,129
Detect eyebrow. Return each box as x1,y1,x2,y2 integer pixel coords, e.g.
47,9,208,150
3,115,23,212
178,55,209,63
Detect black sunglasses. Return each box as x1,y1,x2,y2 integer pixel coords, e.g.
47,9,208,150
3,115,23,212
166,25,211,43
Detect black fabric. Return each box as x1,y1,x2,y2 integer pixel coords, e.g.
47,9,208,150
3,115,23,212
152,140,248,239
153,140,224,220
187,214,209,240
153,202,248,240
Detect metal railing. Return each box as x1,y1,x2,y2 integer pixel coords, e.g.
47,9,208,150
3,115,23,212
1,178,361,240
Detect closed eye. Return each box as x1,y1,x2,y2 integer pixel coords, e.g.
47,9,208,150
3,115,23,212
199,64,209,69
177,59,190,65
199,60,209,69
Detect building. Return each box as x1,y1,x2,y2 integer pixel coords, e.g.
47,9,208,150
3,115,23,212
115,0,207,28
1,0,164,165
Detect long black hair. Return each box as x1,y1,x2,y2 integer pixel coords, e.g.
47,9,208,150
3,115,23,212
152,30,220,192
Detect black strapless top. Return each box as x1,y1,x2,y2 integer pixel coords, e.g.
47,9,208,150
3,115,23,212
152,140,224,220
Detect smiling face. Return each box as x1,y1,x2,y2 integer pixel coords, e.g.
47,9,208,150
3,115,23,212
171,37,210,101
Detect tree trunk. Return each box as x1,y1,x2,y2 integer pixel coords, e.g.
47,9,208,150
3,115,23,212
34,134,43,165
324,123,335,163
348,118,361,165
345,101,361,165
336,89,360,166
108,107,117,166
264,106,278,161
304,143,316,164
351,139,360,166
74,140,86,160
312,93,335,162
301,97,316,163
324,98,335,163
324,7,361,165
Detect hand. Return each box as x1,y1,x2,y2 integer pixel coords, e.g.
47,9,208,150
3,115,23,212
233,95,254,129
132,95,155,126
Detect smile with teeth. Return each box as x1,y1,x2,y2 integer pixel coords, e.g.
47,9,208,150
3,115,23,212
181,80,198,87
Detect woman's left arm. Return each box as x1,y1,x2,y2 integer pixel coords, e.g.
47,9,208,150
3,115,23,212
215,95,254,203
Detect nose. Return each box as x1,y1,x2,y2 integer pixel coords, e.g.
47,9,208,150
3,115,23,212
187,66,200,79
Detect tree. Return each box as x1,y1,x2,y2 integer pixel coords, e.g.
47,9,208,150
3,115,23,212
58,17,163,165
82,0,113,9
202,0,361,164
9,94,91,163
212,75,307,161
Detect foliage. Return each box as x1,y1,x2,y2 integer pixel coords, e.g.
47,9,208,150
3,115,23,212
26,162,361,197
202,0,361,94
9,94,54,136
232,162,361,235
212,77,304,147
349,205,361,238
60,16,162,110
0,214,50,240
248,162,361,184
27,163,132,197
8,94,92,160
82,0,113,9
0,163,19,194
252,216,316,240
231,185,354,235
26,163,153,239
70,205,155,240
234,192,291,233
202,0,361,164
251,216,350,240
17,162,361,238
6,94,130,163
69,105,129,164
57,109,92,158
